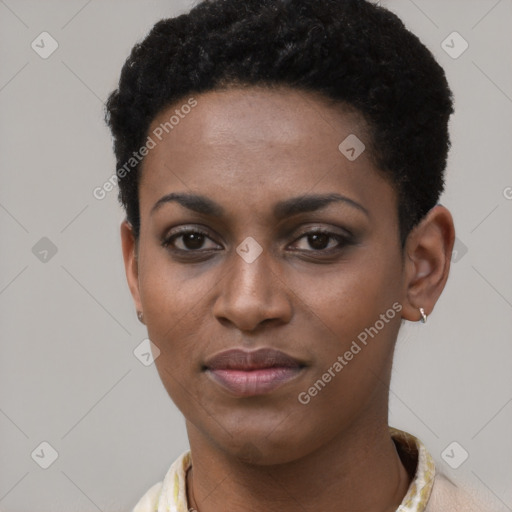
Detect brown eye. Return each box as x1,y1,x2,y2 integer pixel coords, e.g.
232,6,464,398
305,233,332,250
292,230,349,252
162,228,220,252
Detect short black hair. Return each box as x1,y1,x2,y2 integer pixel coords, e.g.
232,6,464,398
105,0,454,245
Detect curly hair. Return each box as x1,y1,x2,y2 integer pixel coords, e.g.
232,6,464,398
105,0,454,245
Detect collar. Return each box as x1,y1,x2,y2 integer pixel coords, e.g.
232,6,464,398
390,427,436,511
151,427,435,512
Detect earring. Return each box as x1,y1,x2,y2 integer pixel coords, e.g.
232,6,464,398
419,307,427,324
137,311,144,323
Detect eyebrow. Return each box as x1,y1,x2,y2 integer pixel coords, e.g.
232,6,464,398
150,192,369,219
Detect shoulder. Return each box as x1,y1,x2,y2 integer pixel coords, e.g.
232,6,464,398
426,472,508,512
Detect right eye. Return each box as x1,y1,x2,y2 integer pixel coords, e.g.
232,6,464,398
161,227,222,253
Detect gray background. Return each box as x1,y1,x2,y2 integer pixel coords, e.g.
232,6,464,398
0,0,511,510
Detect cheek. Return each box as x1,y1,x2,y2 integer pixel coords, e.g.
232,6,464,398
294,284,401,434
287,247,402,344
137,252,211,394
290,249,403,400
138,245,211,328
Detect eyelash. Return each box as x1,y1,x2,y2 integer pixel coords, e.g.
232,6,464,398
160,226,353,256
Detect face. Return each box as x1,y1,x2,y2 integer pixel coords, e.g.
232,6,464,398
123,86,408,465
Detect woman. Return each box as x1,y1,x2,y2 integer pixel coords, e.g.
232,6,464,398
105,1,503,510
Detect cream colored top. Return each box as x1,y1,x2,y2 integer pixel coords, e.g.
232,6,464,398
133,428,506,512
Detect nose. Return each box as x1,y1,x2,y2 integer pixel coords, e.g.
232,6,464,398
212,245,293,333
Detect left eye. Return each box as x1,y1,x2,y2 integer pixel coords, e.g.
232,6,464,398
291,231,348,251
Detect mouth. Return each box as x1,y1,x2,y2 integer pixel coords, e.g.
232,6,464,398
203,347,306,397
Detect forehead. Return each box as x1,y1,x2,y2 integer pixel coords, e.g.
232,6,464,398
146,85,365,156
138,86,395,220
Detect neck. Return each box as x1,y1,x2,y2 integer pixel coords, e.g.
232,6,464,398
185,420,411,512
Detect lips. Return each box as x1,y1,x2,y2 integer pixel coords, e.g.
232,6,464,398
205,348,302,371
204,348,305,397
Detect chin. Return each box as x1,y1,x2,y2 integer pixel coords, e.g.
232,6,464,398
212,427,316,466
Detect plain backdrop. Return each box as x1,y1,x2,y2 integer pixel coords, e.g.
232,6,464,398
0,0,511,510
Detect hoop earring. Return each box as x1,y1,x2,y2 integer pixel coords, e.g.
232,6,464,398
419,307,427,324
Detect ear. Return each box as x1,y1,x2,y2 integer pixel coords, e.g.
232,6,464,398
120,220,143,319
400,205,455,322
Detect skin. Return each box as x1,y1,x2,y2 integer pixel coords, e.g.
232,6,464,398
120,85,455,512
